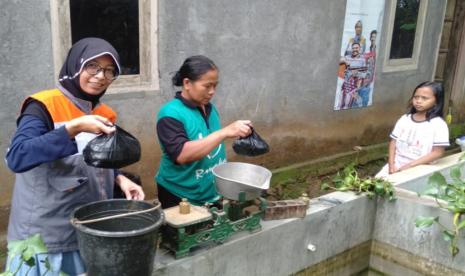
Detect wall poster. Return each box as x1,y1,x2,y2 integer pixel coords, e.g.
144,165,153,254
334,0,385,110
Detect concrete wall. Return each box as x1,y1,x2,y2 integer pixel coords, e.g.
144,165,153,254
372,153,465,274
0,0,447,232
152,153,465,275
372,199,465,274
158,0,447,169
154,192,376,276
0,1,57,243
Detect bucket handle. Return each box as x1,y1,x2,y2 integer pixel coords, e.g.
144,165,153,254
72,202,161,225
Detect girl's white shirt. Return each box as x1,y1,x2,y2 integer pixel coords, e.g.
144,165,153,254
390,114,449,168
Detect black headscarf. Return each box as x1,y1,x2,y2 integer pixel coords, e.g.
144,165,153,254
58,37,121,107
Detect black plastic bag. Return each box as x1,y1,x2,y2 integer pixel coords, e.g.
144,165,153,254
232,128,270,156
83,125,141,168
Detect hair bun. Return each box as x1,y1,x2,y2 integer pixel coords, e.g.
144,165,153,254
172,71,182,86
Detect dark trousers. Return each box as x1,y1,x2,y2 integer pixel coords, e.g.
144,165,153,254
156,183,182,209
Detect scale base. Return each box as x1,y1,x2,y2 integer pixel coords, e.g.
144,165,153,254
161,197,266,259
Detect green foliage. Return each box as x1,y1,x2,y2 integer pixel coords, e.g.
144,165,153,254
0,234,68,276
416,167,465,257
321,163,396,201
449,123,465,141
270,175,309,200
400,23,416,31
415,216,437,228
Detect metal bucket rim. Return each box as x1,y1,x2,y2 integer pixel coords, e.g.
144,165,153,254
71,199,165,238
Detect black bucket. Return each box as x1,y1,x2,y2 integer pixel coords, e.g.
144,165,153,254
71,199,164,276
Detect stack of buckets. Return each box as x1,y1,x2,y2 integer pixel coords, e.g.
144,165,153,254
71,199,164,276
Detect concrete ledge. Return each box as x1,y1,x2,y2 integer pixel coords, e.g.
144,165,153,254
154,192,376,276
385,151,464,187
373,196,465,273
373,152,465,273
294,241,371,276
153,152,465,275
371,240,465,276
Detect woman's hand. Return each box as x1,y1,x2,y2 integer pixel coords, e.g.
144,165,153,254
65,115,115,138
116,174,145,200
221,120,252,139
175,119,253,164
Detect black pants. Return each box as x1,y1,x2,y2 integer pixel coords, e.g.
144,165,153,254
156,183,182,209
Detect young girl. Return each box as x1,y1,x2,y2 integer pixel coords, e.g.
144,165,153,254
376,81,450,178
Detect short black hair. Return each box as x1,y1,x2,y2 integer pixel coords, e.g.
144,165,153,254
407,81,445,120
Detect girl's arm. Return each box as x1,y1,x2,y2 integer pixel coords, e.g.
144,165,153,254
398,146,445,171
388,139,398,174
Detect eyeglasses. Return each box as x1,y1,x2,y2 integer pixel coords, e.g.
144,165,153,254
84,62,118,81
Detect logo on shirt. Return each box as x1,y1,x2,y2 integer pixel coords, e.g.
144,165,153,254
195,158,226,179
198,133,222,159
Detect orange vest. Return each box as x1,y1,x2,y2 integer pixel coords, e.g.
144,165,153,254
24,88,116,125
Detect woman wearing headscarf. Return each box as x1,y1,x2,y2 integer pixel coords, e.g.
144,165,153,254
4,37,144,275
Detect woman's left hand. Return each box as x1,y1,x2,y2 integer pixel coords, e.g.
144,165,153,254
116,174,145,200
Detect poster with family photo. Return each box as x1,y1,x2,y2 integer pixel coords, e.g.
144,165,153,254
334,0,385,110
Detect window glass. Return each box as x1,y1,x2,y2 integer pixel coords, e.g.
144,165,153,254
70,0,140,75
389,0,420,59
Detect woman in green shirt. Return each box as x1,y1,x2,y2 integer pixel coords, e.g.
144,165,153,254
155,55,252,208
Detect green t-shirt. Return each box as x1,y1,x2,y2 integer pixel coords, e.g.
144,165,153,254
155,99,226,205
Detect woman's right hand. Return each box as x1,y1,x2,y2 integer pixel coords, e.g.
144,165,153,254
65,115,115,138
221,120,252,139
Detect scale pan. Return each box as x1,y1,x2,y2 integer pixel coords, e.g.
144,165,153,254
213,162,271,200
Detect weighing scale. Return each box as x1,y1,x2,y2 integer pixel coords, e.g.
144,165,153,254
161,192,267,259
161,162,272,259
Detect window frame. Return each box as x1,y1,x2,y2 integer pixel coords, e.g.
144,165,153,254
50,0,159,93
382,0,428,72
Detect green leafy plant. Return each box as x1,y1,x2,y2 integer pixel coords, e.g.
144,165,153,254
1,234,68,276
321,163,396,201
415,166,465,257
